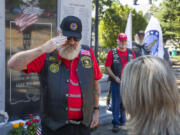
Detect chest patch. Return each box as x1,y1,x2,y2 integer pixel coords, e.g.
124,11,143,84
80,56,92,69
49,63,59,73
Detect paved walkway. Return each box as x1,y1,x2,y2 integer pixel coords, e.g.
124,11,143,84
91,65,180,135
91,89,128,135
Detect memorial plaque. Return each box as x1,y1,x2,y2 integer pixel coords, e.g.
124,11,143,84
58,0,92,46
5,0,57,120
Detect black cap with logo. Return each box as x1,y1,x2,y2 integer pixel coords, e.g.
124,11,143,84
60,16,82,39
137,30,145,36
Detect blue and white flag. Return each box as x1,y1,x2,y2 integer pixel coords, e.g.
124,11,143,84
144,16,164,58
125,11,132,48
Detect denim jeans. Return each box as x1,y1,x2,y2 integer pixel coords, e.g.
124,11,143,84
111,81,126,127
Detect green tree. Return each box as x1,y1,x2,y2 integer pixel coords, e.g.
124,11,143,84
99,3,147,48
152,0,180,42
92,0,119,18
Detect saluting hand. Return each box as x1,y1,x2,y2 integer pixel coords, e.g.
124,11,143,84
40,35,67,54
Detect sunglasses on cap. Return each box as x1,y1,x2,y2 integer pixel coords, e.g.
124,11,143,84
138,31,145,36
138,33,145,36
67,37,81,42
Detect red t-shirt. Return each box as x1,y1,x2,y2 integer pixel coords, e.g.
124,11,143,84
105,48,136,75
24,48,102,119
24,48,102,80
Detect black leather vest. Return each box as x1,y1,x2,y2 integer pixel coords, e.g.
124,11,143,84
109,48,133,83
39,45,95,130
132,41,149,57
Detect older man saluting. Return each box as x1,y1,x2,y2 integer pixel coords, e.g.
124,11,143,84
8,16,102,135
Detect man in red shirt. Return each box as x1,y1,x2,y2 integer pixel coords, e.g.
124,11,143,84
8,16,102,135
105,33,136,133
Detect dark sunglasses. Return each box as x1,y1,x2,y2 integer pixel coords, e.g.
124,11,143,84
138,33,145,36
67,37,81,42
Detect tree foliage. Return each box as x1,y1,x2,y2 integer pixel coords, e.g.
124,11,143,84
99,3,147,48
92,0,119,18
152,0,180,41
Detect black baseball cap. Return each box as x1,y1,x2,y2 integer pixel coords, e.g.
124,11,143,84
138,30,145,36
60,16,82,39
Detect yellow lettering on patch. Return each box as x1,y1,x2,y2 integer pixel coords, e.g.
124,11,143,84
49,56,57,61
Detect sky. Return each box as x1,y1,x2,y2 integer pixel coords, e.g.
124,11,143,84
92,0,163,17
120,0,163,14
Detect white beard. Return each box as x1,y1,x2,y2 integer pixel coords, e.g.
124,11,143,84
135,37,144,46
58,44,81,60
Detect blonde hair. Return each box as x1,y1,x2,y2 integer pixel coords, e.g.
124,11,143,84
121,55,180,135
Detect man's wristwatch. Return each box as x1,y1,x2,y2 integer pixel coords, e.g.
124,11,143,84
94,107,99,110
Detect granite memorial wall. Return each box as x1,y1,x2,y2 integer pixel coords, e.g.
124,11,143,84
3,0,92,121
5,0,57,120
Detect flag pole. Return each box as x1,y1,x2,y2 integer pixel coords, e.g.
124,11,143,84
125,11,132,48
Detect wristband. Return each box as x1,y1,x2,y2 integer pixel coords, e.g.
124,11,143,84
94,107,99,110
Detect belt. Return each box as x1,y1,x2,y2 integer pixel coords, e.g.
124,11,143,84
66,119,82,125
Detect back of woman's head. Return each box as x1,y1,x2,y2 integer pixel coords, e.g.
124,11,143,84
121,55,180,135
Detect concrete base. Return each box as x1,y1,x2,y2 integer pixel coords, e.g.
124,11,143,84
99,74,110,92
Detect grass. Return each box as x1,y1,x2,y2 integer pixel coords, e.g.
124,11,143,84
171,55,180,65
171,55,180,61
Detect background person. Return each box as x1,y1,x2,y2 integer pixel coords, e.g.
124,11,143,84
163,47,172,65
132,30,149,57
105,33,136,133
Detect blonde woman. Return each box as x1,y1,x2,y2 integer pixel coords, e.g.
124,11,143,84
121,55,180,135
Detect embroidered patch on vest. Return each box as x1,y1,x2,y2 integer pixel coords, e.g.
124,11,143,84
49,56,57,61
80,56,92,68
49,63,59,73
